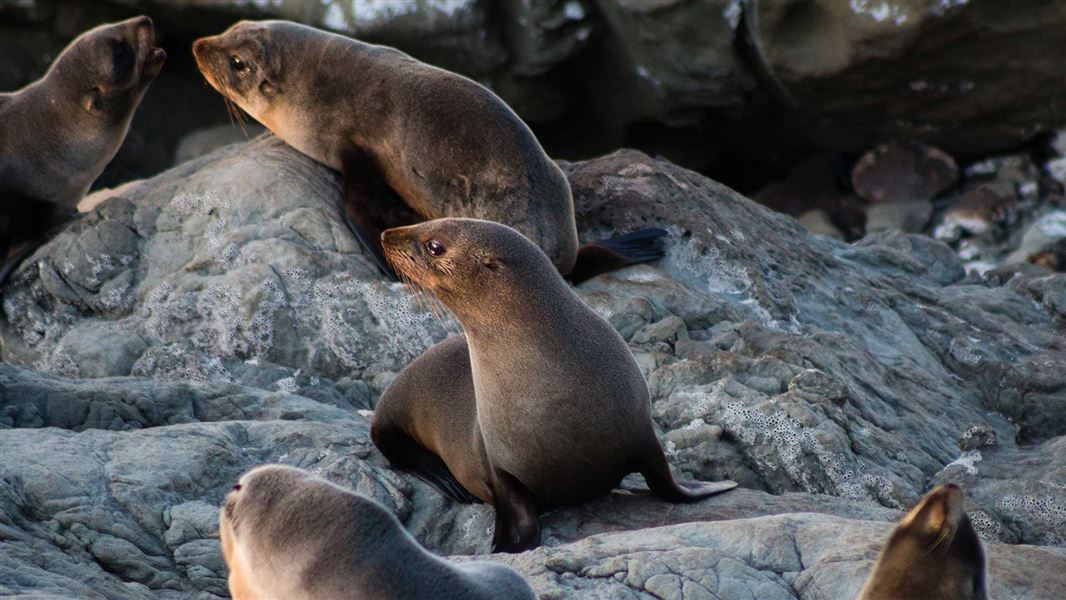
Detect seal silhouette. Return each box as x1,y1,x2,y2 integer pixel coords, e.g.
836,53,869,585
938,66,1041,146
192,20,665,282
220,464,535,600
372,218,737,552
857,483,989,600
0,16,165,286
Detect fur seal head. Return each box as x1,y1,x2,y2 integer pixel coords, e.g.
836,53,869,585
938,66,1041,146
54,16,166,120
220,464,535,600
191,21,303,132
380,217,565,324
858,483,988,600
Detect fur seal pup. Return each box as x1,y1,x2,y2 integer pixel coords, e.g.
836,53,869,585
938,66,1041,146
192,20,664,283
857,484,989,600
373,218,737,552
0,16,165,286
220,464,535,600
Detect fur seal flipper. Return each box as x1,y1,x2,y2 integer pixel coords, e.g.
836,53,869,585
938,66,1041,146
567,227,668,284
193,20,667,283
0,16,164,287
375,218,737,552
858,483,989,600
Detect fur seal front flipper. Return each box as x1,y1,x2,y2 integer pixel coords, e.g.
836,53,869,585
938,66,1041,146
339,147,403,279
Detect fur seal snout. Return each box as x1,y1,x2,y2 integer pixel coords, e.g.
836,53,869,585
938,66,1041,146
0,15,165,286
373,218,737,552
220,464,535,600
858,483,989,600
192,20,665,283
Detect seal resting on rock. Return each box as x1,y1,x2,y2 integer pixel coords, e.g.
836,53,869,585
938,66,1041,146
372,218,737,553
0,16,165,287
192,20,665,283
857,483,989,600
220,464,535,600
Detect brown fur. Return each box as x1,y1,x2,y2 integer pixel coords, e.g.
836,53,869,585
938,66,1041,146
858,484,989,600
219,464,534,600
191,21,578,274
0,16,164,286
373,218,736,552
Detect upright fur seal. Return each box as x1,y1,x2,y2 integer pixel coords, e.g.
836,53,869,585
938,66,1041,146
192,20,664,282
220,464,535,600
0,16,165,286
373,218,737,552
858,484,989,600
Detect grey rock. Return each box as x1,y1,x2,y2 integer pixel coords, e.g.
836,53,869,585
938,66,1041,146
851,142,958,205
2,139,1065,598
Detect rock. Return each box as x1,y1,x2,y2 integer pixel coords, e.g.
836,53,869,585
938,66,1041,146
865,200,933,234
2,138,1065,597
492,515,1066,600
939,183,1016,237
797,209,844,240
5,0,1065,199
752,1,1066,160
1006,210,1066,270
173,124,267,166
851,142,958,205
755,154,866,241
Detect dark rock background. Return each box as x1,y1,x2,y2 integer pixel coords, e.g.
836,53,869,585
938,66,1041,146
3,0,1065,191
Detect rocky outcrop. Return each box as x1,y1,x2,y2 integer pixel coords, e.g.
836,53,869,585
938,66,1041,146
3,0,1064,189
2,137,1064,597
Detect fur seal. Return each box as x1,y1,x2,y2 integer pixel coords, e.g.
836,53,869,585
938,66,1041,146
192,20,664,283
858,483,989,600
220,464,535,600
372,218,737,552
0,16,165,286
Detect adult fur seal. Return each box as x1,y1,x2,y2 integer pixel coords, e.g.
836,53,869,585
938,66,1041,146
0,16,165,286
858,483,988,600
192,20,664,283
372,218,737,552
220,464,535,600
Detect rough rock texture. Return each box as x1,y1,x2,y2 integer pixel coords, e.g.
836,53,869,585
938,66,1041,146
2,137,1065,598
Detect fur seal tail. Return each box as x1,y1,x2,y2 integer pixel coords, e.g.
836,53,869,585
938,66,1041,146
566,227,669,284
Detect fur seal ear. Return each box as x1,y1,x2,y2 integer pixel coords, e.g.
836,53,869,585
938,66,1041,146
259,81,278,96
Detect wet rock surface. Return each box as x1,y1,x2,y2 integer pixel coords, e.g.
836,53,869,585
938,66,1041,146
2,137,1064,597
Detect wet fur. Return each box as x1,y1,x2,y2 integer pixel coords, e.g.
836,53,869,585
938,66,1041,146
220,465,534,600
373,218,736,552
0,16,164,288
858,484,989,600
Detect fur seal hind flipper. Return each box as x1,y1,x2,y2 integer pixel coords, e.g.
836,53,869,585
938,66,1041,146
566,227,669,285
371,423,478,504
637,440,738,502
490,469,541,553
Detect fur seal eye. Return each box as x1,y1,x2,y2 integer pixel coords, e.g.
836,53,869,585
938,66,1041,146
229,55,248,73
425,240,446,257
232,484,242,491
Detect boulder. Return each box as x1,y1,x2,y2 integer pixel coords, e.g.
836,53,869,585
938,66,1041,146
2,137,1065,597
